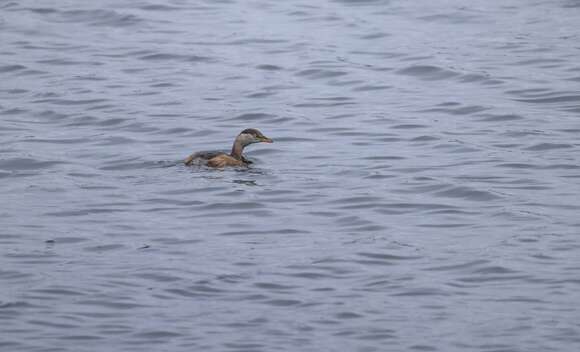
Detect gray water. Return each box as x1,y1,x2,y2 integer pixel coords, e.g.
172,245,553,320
1,0,580,351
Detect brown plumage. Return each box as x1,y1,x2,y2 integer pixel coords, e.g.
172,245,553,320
184,128,273,168
206,154,246,168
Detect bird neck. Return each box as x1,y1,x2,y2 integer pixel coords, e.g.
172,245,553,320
230,138,245,160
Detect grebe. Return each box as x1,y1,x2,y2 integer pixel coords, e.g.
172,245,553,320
184,128,273,168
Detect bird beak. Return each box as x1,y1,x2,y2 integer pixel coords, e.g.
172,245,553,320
260,136,273,143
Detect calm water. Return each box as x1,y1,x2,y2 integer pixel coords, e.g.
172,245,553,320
1,0,580,351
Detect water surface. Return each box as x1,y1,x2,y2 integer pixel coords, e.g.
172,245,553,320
1,0,580,351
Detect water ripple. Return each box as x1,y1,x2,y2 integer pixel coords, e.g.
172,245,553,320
2,1,580,351
396,65,460,80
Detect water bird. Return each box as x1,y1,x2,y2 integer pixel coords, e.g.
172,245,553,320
184,128,273,168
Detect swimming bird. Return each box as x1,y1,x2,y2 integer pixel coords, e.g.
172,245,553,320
184,128,273,168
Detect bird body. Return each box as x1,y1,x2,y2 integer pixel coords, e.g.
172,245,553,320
206,154,246,168
184,128,272,168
